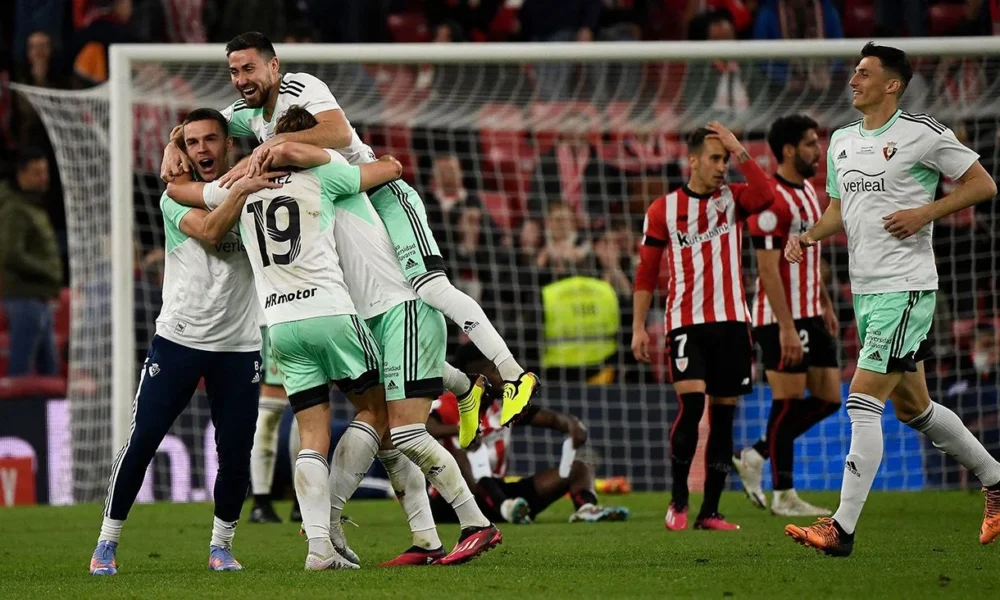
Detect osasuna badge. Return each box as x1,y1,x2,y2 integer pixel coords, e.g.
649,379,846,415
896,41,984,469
149,363,160,377
883,141,898,161
676,357,689,373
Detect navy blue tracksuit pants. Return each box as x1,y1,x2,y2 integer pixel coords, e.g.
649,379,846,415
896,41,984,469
104,335,260,522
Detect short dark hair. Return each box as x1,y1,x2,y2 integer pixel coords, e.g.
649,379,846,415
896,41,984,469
687,127,715,154
860,41,913,96
15,146,47,171
689,9,734,40
183,108,229,136
767,114,819,163
275,105,317,135
225,31,276,59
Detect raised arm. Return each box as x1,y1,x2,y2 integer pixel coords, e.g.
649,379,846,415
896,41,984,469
522,408,588,448
705,120,774,214
165,173,207,209
178,172,286,244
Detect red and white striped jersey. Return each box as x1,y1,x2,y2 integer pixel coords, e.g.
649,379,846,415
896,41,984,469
635,157,775,332
747,175,824,326
431,393,510,479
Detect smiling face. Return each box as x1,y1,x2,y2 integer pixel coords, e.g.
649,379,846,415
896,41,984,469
849,56,901,112
182,119,232,181
228,49,280,109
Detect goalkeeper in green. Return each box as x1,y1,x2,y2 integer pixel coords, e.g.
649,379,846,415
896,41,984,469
784,42,1000,557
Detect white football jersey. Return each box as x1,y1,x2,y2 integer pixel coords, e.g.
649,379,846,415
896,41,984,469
326,151,417,320
202,160,361,326
827,110,979,294
221,72,377,166
156,193,261,351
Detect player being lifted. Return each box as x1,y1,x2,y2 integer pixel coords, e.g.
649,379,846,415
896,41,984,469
631,122,774,532
89,109,280,575
785,43,1000,556
160,31,537,449
732,115,842,517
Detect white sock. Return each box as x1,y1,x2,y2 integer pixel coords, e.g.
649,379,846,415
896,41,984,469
905,402,1000,488
443,362,472,396
329,421,380,525
210,516,237,549
415,276,522,380
390,424,491,530
251,397,285,496
378,448,443,550
832,393,884,534
295,450,332,553
98,517,123,544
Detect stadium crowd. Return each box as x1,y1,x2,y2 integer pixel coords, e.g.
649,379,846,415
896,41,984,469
0,2,998,423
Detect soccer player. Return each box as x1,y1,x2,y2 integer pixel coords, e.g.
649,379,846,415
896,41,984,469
428,344,631,525
731,114,841,517
784,43,1000,556
256,106,503,566
160,31,538,446
89,109,280,575
631,122,774,532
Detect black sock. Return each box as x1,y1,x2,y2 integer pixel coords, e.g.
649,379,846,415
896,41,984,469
770,398,802,491
253,493,271,506
788,398,841,439
752,398,791,459
571,489,599,509
700,403,735,519
670,392,706,509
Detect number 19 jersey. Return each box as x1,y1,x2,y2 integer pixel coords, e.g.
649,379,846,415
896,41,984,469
202,156,362,326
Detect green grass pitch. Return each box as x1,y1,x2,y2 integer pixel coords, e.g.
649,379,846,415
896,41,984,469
1,491,998,598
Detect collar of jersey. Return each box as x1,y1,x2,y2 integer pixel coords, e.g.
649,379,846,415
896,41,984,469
774,173,805,190
859,109,902,138
682,184,715,200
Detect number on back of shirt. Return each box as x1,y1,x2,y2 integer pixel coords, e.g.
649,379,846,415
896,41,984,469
247,196,301,267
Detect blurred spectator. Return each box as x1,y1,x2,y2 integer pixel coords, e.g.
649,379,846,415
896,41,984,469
521,0,602,98
11,0,66,65
753,0,844,89
12,32,69,147
208,0,286,44
425,155,480,240
72,0,144,86
0,147,62,376
284,21,318,44
598,0,649,40
536,203,595,280
426,0,504,42
292,0,387,44
148,0,208,43
685,0,755,36
875,0,928,37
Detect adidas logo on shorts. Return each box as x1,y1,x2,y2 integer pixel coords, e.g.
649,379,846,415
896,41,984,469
405,258,419,269
387,380,399,391
866,350,883,362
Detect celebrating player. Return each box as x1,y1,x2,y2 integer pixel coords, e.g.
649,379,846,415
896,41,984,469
732,114,841,517
631,122,774,532
784,43,1000,556
159,31,538,446
89,109,281,575
427,344,630,525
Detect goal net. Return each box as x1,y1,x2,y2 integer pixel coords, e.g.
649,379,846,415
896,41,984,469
16,38,1000,503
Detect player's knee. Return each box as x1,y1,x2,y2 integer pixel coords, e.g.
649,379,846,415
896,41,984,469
891,392,929,423
568,459,593,483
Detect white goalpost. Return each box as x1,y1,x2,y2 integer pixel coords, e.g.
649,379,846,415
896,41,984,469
15,36,1000,503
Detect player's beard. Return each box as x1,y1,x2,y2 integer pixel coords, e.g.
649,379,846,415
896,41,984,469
795,155,818,179
241,78,274,108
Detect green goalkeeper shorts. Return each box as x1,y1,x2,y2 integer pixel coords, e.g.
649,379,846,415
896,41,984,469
854,291,935,374
367,179,445,283
267,314,380,412
366,299,445,402
259,326,284,387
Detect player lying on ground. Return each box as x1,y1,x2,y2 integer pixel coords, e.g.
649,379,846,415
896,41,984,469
784,42,1000,557
160,31,538,445
732,114,842,517
632,122,775,532
90,109,282,575
427,344,630,525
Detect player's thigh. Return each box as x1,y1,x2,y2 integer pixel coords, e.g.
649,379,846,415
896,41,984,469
132,336,205,436
666,324,709,394
851,291,932,399
705,322,754,398
801,317,841,403
260,325,287,392
369,181,445,282
203,349,261,449
346,384,389,435
373,300,446,404
806,367,842,404
268,319,333,414
503,475,565,518
308,314,382,400
889,363,932,422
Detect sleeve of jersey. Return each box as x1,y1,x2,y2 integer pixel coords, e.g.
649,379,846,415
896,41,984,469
294,73,341,115
730,156,774,215
160,193,193,228
432,392,460,425
634,198,667,293
919,128,981,181
221,102,253,138
747,203,789,251
201,181,229,211
826,142,840,199
317,161,362,198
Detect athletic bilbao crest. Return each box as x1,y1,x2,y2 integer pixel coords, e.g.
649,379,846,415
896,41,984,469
883,141,898,161
676,357,689,372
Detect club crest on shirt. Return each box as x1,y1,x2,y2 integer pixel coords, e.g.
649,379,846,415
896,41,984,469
883,141,898,161
711,196,730,213
675,357,689,372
